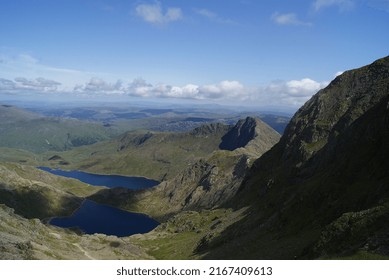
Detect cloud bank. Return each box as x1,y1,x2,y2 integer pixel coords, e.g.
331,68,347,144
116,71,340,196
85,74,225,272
0,53,329,108
0,77,61,92
0,75,328,108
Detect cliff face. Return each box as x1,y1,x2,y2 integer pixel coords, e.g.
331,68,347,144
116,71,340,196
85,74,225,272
219,117,259,150
133,153,251,219
202,56,389,259
219,117,280,153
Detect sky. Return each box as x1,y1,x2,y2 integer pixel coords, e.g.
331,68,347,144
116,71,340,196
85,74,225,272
0,0,388,110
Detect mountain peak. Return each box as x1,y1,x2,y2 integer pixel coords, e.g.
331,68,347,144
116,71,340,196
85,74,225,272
219,116,279,152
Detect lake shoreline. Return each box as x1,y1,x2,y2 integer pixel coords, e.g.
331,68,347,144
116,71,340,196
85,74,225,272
38,167,160,237
40,165,160,181
37,166,159,190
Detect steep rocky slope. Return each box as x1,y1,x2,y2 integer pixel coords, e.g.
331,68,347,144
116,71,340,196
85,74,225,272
199,56,389,259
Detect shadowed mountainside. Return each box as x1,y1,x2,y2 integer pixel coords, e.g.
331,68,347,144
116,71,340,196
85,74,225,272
198,55,389,259
0,163,104,219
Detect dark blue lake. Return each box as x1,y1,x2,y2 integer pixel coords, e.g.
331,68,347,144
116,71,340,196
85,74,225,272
38,167,160,236
50,200,159,237
38,166,159,189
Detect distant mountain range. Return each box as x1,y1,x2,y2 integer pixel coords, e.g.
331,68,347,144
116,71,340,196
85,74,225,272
0,104,116,153
0,102,289,155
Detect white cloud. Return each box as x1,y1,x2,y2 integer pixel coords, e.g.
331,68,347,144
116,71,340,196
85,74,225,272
125,79,247,100
286,78,326,95
195,8,216,19
0,78,16,90
313,0,355,11
135,2,182,25
261,78,329,106
201,80,245,99
165,84,199,98
123,78,327,107
1,73,329,107
74,78,124,94
6,77,61,92
16,54,39,65
0,76,63,95
271,12,312,26
195,8,236,25
127,78,153,97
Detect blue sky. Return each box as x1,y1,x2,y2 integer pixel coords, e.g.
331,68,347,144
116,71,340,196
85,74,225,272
0,0,388,109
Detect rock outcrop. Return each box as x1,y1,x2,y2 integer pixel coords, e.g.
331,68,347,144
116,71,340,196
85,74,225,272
219,117,280,154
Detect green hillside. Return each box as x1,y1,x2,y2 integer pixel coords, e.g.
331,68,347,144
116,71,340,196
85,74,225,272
0,105,118,153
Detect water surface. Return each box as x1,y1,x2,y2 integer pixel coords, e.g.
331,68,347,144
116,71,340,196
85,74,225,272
38,167,160,236
50,200,159,237
38,166,159,189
